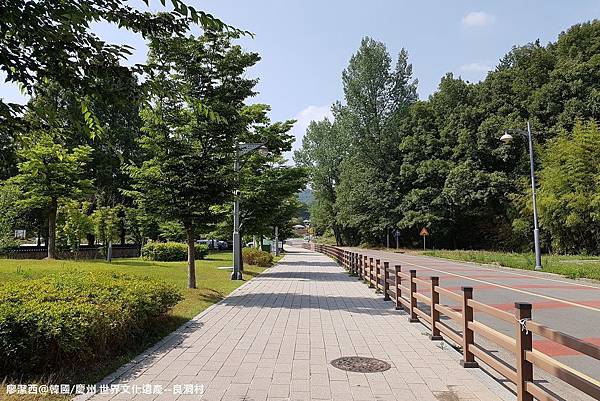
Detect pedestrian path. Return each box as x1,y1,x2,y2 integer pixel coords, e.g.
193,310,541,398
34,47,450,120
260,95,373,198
85,247,509,401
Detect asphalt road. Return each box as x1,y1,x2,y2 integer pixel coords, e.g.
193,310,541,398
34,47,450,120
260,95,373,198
342,247,600,401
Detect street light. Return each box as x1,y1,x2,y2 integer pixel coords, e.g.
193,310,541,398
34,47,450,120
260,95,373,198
500,121,543,270
232,142,268,280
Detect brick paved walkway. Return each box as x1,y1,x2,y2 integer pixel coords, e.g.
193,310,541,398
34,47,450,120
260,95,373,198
86,247,508,401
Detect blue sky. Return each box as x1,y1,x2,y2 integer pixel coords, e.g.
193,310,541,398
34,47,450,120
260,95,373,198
2,1,599,157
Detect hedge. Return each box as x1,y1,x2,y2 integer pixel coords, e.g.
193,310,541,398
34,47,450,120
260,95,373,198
141,242,209,261
0,271,182,374
242,248,274,267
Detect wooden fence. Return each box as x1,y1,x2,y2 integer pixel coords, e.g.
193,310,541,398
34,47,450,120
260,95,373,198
0,244,141,259
303,243,600,401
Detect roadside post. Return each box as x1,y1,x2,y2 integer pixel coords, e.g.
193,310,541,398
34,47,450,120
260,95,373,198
420,227,429,250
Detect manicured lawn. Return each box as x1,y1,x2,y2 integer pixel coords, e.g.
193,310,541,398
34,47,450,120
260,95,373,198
0,252,271,399
420,249,600,281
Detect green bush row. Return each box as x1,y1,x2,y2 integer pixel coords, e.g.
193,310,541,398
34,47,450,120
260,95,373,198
242,247,274,267
141,241,209,261
0,271,182,374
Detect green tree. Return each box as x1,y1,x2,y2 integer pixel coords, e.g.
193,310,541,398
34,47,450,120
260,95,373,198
0,183,23,249
91,206,121,254
334,37,418,244
127,31,259,288
295,115,347,244
537,120,600,253
57,201,93,251
10,132,93,258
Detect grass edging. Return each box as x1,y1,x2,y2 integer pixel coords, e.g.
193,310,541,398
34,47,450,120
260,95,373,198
419,250,600,282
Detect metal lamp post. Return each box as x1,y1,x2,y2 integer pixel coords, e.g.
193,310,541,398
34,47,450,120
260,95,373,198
232,142,268,280
500,121,543,270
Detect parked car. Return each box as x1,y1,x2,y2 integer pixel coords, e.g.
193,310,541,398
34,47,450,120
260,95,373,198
197,239,228,250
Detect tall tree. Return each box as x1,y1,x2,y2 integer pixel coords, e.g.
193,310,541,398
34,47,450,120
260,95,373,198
10,132,93,258
335,37,418,244
127,31,259,288
295,111,348,244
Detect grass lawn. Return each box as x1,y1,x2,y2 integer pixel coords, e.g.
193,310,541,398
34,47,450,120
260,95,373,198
0,252,274,400
420,249,600,281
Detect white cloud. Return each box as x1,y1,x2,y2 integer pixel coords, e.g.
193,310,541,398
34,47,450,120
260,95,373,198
460,62,493,73
284,104,333,164
462,11,495,27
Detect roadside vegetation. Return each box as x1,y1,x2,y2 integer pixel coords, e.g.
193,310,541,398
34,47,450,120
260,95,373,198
421,250,600,281
0,252,268,390
296,21,600,260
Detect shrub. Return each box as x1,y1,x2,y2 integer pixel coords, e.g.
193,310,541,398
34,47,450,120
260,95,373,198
242,247,274,267
141,242,208,261
0,271,182,375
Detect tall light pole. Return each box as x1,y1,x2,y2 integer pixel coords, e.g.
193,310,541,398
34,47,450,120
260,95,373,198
232,142,268,280
500,121,543,270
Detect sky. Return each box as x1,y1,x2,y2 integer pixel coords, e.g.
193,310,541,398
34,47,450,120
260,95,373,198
2,0,600,160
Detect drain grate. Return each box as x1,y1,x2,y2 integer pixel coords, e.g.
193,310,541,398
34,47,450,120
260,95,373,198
330,356,391,373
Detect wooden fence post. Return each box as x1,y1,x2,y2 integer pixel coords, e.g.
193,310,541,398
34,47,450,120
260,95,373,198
408,270,418,322
363,255,368,281
430,277,442,340
368,258,374,287
460,287,478,368
375,259,381,291
383,262,390,301
358,254,363,280
515,302,533,401
394,265,401,310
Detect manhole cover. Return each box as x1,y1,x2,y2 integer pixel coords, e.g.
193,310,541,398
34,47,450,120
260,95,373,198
330,356,391,373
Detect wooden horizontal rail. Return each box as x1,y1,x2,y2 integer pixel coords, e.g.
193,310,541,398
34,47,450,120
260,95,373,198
469,343,517,384
398,297,411,310
396,271,410,280
526,320,600,360
386,288,396,296
525,381,559,401
467,299,514,323
398,284,410,294
413,307,432,324
412,277,430,287
435,303,462,322
525,350,600,399
413,292,431,305
385,279,395,285
435,286,462,302
435,321,462,345
468,321,516,351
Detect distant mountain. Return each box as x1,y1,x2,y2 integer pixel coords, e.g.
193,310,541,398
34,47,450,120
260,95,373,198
298,188,315,205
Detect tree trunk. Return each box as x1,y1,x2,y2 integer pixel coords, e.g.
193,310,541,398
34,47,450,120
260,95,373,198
47,198,58,259
87,234,95,246
186,225,196,289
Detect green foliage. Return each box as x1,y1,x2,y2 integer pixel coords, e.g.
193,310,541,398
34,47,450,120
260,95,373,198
57,201,93,251
11,132,93,207
159,221,187,242
0,0,237,131
0,183,23,250
537,120,600,253
126,30,260,287
141,242,208,261
91,206,121,248
242,248,274,267
299,22,600,253
423,249,600,280
0,271,182,374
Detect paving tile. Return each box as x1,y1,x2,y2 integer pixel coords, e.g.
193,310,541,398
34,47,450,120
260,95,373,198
80,247,506,401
